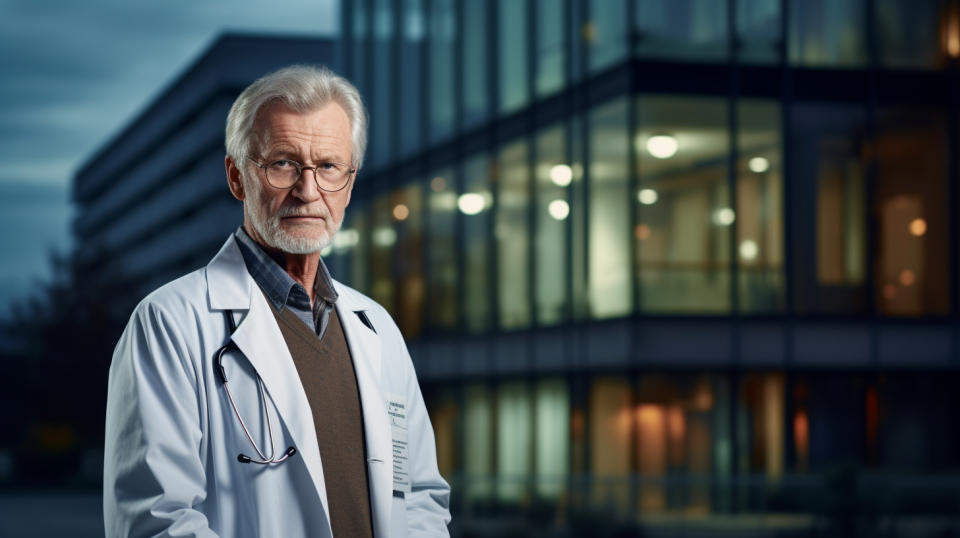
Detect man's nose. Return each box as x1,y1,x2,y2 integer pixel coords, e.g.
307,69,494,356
290,168,323,201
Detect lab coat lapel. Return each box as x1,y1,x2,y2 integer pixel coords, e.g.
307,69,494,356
336,293,392,538
206,237,333,532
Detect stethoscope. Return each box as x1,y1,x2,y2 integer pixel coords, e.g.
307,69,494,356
214,310,297,465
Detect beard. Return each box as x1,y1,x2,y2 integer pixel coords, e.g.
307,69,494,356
245,176,342,255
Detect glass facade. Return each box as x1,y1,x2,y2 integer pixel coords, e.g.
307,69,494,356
342,0,960,531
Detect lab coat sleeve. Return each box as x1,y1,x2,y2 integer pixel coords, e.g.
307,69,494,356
104,300,219,538
387,315,452,536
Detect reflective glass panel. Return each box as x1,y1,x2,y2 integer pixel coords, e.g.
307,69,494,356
426,168,458,330
875,0,945,69
399,0,425,156
462,0,489,128
535,124,569,325
737,100,784,313
371,0,394,165
788,0,866,67
429,0,456,142
589,377,632,515
496,139,532,330
496,381,532,501
790,104,867,314
352,0,368,94
636,96,730,313
500,0,529,114
535,378,569,498
391,183,425,338
588,0,628,72
463,154,493,333
464,383,494,503
369,192,395,313
536,0,565,97
735,0,781,64
589,98,632,319
634,0,728,62
875,107,949,316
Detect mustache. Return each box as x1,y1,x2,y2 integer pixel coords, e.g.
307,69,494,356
275,206,328,219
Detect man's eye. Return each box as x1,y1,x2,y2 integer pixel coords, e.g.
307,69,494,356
319,162,339,171
271,160,298,169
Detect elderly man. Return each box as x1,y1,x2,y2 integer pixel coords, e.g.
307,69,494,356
103,65,451,537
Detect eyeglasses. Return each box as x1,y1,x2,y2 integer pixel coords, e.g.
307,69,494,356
247,156,355,192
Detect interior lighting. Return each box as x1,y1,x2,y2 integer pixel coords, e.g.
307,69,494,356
549,164,573,187
548,199,570,220
637,188,658,205
748,157,770,173
635,224,651,240
333,229,360,250
458,193,486,215
646,135,678,159
909,218,927,237
899,269,916,287
392,204,410,221
430,176,446,192
372,227,397,247
883,284,896,300
948,8,960,58
713,208,736,226
739,239,759,261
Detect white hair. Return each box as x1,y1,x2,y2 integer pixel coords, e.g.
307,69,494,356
225,64,367,170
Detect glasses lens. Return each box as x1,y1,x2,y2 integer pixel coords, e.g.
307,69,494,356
266,161,299,188
315,164,351,191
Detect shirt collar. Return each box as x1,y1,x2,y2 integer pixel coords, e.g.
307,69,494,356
234,226,338,312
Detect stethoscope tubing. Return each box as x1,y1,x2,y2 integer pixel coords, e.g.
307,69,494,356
215,311,296,465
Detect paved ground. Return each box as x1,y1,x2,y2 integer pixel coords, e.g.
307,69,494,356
0,490,103,538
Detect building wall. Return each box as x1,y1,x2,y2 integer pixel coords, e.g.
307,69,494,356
337,0,960,524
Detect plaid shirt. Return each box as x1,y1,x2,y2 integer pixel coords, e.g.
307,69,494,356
234,226,338,339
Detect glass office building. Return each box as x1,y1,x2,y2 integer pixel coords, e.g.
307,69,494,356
333,0,960,533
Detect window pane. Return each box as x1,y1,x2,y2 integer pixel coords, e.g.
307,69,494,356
636,96,730,313
788,0,867,67
352,0,368,94
790,103,867,314
735,0,781,64
875,0,945,69
347,205,370,295
738,100,784,313
371,0,394,165
426,388,459,481
463,154,493,333
535,378,569,498
588,0,628,72
464,383,494,503
399,0,424,156
462,0,489,128
429,0,456,142
427,170,458,330
589,377,632,515
392,183,425,338
500,0,529,114
535,124,569,325
876,107,949,316
571,116,589,320
370,192,395,313
497,381,532,501
496,140,532,330
589,98,632,319
634,0,729,62
536,0,565,97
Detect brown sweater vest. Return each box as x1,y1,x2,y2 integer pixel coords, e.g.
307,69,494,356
269,303,373,538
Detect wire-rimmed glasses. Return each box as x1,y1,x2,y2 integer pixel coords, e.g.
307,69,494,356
247,156,355,192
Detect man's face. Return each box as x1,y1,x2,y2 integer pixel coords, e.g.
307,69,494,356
231,101,354,255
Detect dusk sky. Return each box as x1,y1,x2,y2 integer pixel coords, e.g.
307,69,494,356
0,0,338,318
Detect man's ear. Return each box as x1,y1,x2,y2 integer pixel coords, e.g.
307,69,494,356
225,155,245,201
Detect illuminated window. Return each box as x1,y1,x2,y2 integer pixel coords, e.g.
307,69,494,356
535,124,570,325
429,0,455,142
589,98,632,319
370,193,395,313
635,96,730,313
588,0,628,72
391,183,425,338
737,100,784,313
426,168,458,330
464,384,494,503
496,140,532,330
499,0,529,114
589,377,632,514
634,0,729,62
535,378,570,498
497,381,532,501
735,0,781,64
788,0,867,67
462,0,489,128
463,154,493,333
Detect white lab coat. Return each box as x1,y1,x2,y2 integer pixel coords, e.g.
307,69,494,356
103,235,451,537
